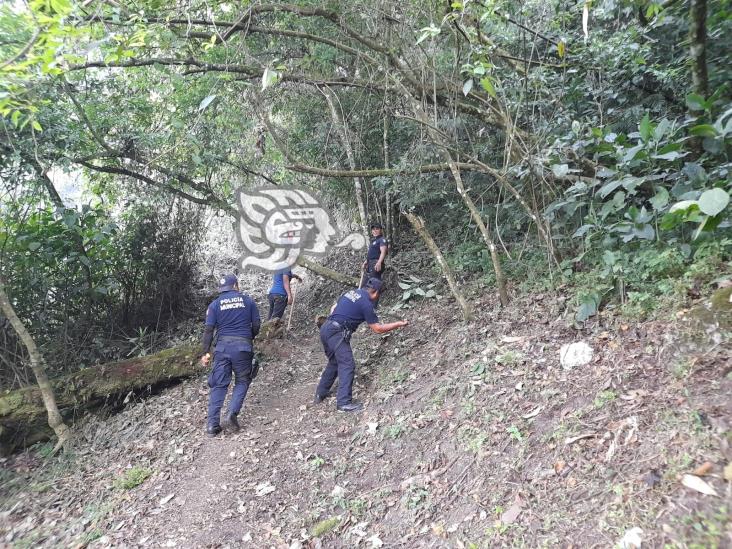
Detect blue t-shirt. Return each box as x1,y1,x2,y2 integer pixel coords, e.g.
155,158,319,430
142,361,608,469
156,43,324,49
205,291,261,343
269,270,293,296
367,236,387,261
329,288,379,332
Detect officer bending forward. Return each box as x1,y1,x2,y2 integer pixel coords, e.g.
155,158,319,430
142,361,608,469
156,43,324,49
201,274,261,436
314,278,407,412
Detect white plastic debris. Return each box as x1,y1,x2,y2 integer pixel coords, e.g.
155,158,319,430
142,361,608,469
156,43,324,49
616,526,643,548
559,341,594,370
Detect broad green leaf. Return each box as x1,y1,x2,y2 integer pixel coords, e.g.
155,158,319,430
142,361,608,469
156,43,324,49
686,93,707,112
198,95,217,111
28,242,41,251
689,124,717,138
639,113,652,143
652,151,685,161
669,200,699,213
557,40,566,58
462,78,473,96
261,67,279,90
697,188,730,216
551,163,569,178
397,281,411,290
479,77,497,99
649,188,669,211
31,120,42,132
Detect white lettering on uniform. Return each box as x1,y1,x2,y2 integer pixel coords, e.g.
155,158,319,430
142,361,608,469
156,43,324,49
344,290,361,303
219,296,246,311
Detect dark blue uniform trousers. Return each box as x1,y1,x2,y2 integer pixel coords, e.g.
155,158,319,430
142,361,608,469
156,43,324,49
267,294,288,320
316,321,356,407
207,343,253,429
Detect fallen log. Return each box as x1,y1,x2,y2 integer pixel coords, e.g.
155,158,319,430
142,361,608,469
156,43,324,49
0,344,201,455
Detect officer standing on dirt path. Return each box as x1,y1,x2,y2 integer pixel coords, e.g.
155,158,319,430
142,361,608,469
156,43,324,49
201,274,261,436
267,268,302,321
361,222,388,286
314,278,408,412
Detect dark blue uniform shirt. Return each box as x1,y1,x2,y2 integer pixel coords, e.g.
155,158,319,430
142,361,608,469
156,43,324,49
329,288,379,332
205,290,260,343
367,236,387,261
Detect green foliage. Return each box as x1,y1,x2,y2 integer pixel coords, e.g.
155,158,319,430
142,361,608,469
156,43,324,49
310,517,340,538
113,466,152,490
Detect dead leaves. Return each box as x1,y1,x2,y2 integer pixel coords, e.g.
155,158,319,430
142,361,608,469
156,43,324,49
681,474,718,496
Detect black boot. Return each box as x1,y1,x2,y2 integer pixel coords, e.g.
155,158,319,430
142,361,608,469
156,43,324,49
206,425,222,437
223,415,240,432
313,391,333,404
337,402,363,413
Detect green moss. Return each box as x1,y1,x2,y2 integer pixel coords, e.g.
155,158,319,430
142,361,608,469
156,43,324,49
310,516,340,537
113,466,152,490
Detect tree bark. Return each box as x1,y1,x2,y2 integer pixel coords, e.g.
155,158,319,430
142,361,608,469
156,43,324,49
0,343,201,455
296,256,360,286
322,87,369,237
689,0,708,101
449,163,510,307
0,278,72,453
403,212,473,321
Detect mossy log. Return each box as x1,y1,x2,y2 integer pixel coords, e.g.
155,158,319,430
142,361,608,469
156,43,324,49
0,345,201,455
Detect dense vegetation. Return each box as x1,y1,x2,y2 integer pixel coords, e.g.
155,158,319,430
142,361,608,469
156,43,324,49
1,0,730,390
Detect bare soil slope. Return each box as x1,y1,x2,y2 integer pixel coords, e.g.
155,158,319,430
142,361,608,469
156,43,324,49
1,287,729,548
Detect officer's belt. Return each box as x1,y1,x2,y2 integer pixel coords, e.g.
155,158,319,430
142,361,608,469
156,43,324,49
326,319,342,329
217,336,253,345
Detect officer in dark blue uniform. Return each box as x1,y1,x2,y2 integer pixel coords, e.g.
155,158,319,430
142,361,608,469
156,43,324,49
201,274,261,436
361,222,388,287
314,278,408,412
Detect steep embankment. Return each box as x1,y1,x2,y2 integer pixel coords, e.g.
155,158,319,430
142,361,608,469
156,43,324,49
0,286,729,548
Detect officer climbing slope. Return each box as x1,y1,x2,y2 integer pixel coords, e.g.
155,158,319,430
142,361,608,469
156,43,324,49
201,274,261,436
314,278,408,412
267,268,302,321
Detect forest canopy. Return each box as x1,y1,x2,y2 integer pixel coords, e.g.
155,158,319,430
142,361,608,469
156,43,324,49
1,0,730,388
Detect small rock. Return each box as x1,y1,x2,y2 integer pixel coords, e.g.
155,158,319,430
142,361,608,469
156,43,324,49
559,342,593,370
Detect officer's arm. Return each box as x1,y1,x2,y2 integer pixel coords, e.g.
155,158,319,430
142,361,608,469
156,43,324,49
368,320,408,334
283,274,292,300
377,243,387,264
202,304,217,354
202,325,215,353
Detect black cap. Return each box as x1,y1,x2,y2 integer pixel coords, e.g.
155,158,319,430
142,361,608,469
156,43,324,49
370,221,383,229
218,274,238,292
365,278,383,292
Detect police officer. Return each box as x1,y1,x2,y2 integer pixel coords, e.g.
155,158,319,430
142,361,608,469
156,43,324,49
314,278,408,412
267,268,302,321
361,222,388,286
201,274,261,436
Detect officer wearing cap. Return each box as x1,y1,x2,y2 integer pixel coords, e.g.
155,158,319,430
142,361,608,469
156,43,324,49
201,274,261,436
267,268,302,321
361,222,388,286
314,278,408,412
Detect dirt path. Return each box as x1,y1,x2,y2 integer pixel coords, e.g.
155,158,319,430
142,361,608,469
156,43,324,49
2,292,730,548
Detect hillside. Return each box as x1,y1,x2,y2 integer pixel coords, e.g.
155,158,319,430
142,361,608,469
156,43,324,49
1,281,729,548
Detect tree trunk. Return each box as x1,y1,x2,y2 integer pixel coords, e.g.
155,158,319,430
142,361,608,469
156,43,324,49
296,256,360,287
689,0,708,101
403,212,473,321
322,87,369,238
0,343,201,455
405,97,509,306
449,163,510,307
0,278,72,453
